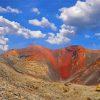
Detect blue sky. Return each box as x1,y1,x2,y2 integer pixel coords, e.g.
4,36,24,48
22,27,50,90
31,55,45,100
0,0,100,51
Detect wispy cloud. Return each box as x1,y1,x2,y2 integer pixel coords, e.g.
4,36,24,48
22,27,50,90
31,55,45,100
32,7,40,14
46,24,75,44
29,17,57,31
0,36,8,51
94,33,100,40
84,34,91,38
95,33,100,36
0,6,21,14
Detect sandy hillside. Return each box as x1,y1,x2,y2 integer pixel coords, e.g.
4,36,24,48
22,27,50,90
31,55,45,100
0,54,100,100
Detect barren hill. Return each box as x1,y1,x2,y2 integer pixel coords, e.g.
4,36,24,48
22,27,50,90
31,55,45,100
0,45,100,100
3,45,100,83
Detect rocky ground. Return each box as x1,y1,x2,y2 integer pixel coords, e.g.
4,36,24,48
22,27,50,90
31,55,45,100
0,54,100,100
0,77,100,100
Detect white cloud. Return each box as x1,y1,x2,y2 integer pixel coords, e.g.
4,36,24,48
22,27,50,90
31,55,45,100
0,16,46,38
84,34,91,38
59,0,100,32
48,0,100,45
0,36,8,45
94,33,100,40
0,36,8,51
0,16,46,51
32,8,40,14
95,33,100,36
46,24,75,44
29,17,57,31
59,24,75,36
0,6,21,14
46,33,71,44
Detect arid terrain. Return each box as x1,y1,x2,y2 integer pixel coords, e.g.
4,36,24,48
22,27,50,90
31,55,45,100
0,45,100,100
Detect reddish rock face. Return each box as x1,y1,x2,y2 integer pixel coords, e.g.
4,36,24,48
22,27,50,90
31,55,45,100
5,45,100,82
58,46,86,79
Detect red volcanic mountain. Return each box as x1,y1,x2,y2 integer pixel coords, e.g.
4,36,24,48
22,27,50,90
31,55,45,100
3,45,100,85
